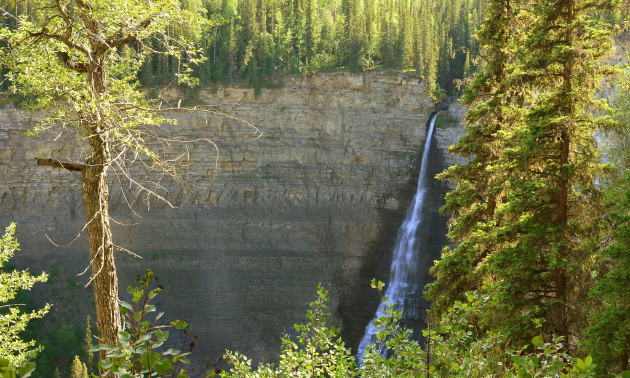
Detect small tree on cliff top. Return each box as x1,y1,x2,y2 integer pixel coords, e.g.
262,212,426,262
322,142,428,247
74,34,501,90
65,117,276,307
0,0,260,374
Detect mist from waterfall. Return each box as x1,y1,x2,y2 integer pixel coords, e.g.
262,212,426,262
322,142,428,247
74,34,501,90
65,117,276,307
356,112,438,363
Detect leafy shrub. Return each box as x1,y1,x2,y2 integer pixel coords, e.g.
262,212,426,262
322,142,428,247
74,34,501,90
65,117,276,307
222,283,356,377
0,223,49,367
90,274,629,378
94,270,212,378
222,281,614,378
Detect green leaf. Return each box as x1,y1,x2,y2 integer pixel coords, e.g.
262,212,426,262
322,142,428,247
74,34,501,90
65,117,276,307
164,348,181,356
145,304,156,313
576,358,586,371
127,285,138,295
584,356,592,367
101,361,113,370
620,371,630,378
132,290,144,303
139,352,160,369
171,320,188,330
512,356,527,368
156,330,169,342
17,362,36,378
548,360,566,376
532,335,544,347
0,360,8,369
148,287,163,299
153,359,173,375
91,344,109,352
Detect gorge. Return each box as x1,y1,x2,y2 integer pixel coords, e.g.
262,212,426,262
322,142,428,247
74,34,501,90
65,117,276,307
0,71,463,368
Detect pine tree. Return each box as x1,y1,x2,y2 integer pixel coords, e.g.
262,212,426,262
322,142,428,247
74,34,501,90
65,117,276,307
586,69,630,374
228,19,237,80
54,368,61,378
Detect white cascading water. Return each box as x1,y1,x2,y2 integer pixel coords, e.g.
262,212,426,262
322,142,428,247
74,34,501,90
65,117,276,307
356,112,438,364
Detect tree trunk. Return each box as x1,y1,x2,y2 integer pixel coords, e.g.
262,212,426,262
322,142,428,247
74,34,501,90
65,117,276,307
81,135,121,373
81,58,121,377
556,0,574,341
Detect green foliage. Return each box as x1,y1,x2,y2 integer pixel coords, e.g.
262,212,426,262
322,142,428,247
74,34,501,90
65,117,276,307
0,357,36,378
59,0,484,97
94,270,213,378
222,282,605,378
70,355,88,378
21,291,96,378
586,170,630,373
222,283,356,377
0,224,49,367
428,0,623,348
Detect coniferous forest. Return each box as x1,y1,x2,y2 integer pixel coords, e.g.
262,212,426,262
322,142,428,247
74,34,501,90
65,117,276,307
2,0,630,377
139,0,484,97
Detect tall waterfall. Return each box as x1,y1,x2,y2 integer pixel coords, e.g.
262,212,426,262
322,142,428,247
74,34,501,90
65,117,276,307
356,112,439,363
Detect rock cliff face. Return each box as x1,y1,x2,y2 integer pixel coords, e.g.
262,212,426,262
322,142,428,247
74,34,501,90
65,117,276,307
0,71,442,366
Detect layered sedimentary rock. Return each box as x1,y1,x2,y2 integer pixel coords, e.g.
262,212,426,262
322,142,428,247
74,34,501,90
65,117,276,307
0,71,440,367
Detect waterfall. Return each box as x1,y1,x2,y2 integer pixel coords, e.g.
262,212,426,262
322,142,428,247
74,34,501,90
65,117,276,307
356,112,439,364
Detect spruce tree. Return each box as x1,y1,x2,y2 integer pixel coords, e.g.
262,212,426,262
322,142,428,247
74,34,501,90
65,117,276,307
490,0,620,342
427,0,523,317
430,0,621,347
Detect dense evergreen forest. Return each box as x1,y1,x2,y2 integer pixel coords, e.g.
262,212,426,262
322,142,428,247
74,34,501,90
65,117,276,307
1,0,483,97
148,0,483,97
2,0,630,377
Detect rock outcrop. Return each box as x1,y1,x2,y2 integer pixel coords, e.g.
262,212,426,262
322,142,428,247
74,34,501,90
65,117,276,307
0,71,441,366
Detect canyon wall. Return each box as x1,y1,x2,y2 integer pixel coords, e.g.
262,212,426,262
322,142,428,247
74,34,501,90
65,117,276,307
0,71,445,367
